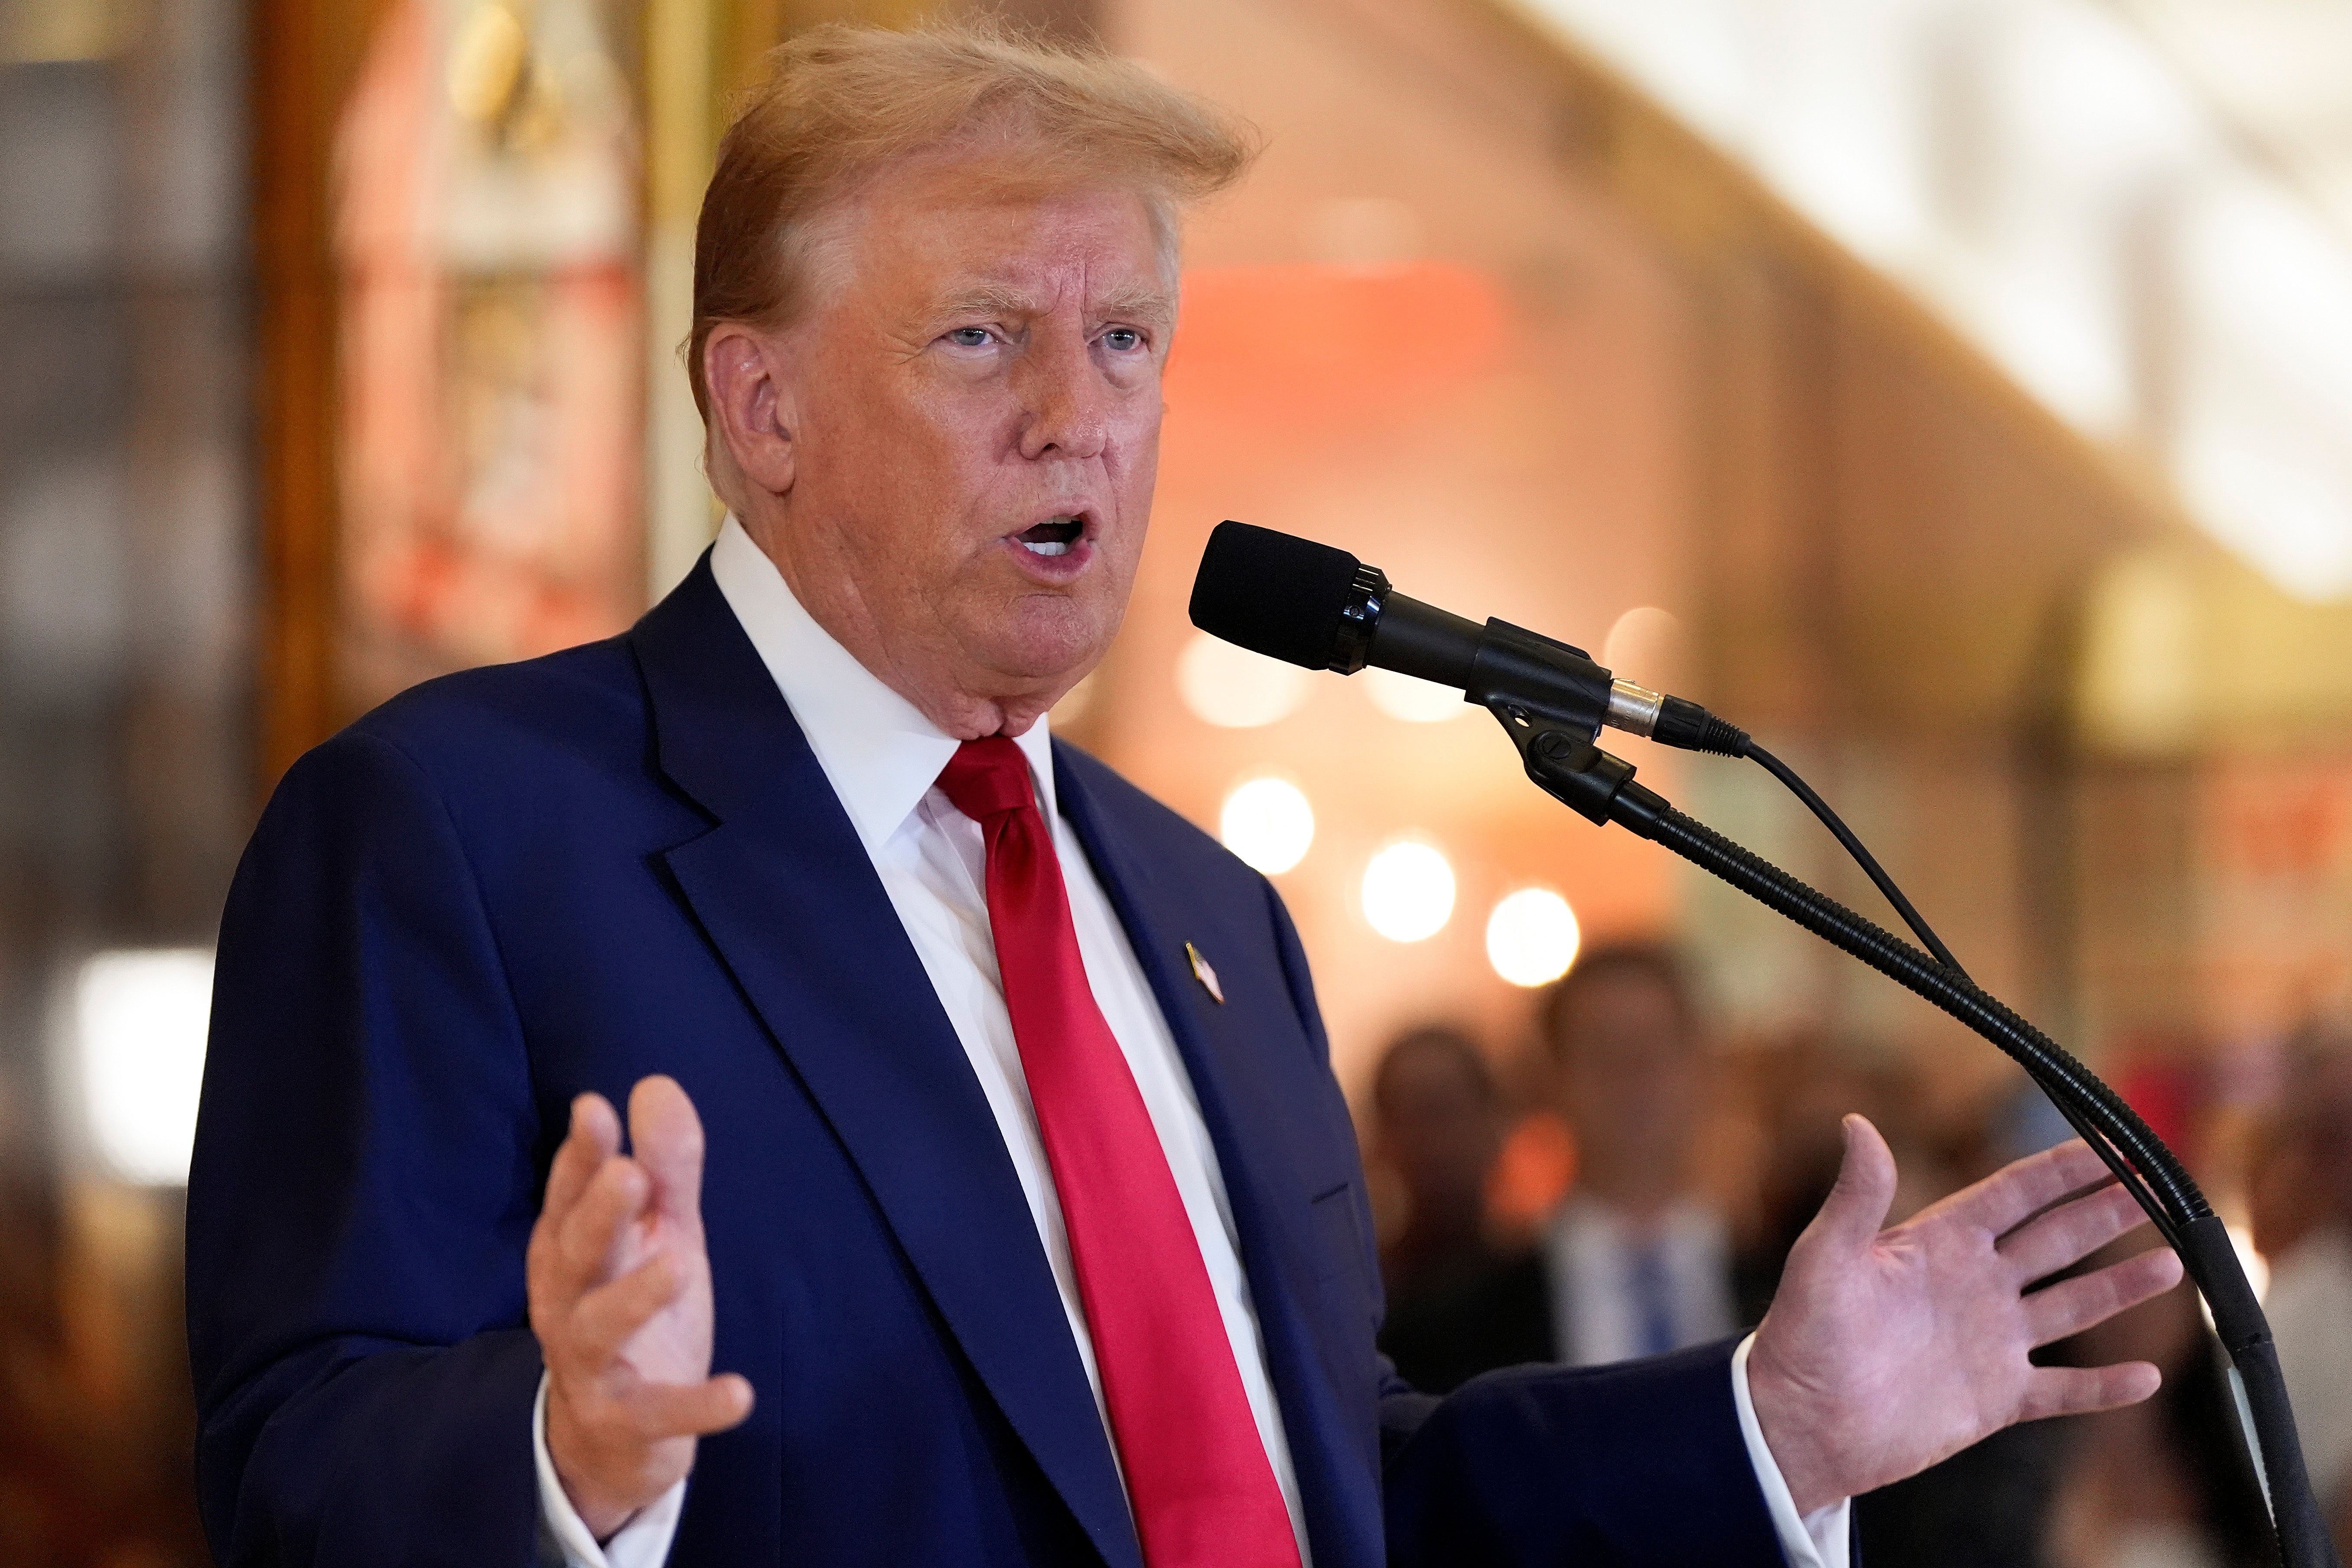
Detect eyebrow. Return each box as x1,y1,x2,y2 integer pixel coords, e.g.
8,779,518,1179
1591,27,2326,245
1098,283,1178,328
932,280,1176,328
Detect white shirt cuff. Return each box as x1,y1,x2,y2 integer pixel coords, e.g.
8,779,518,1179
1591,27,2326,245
533,1372,688,1568
1732,1333,1852,1568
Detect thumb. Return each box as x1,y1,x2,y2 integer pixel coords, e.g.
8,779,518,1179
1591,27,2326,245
628,1075,708,1224
1809,1113,1899,1256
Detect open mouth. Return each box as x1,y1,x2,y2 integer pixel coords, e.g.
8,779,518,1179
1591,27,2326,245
1015,516,1086,558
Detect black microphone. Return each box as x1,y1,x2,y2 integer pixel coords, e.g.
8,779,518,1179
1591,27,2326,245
1186,519,1746,754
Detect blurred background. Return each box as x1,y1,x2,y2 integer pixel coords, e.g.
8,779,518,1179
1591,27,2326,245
4,0,2352,1561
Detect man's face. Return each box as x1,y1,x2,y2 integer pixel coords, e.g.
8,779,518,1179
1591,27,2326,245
1554,972,1702,1187
754,158,1174,731
1375,1045,1502,1214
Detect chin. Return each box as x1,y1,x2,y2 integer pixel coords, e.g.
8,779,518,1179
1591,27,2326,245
980,600,1116,690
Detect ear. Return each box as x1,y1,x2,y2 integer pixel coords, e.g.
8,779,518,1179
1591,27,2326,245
703,323,798,497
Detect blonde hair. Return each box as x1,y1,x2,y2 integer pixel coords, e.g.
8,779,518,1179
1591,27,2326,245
688,22,1257,421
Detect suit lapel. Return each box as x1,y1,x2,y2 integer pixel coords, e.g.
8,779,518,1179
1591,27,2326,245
1054,747,1380,1568
630,562,1141,1568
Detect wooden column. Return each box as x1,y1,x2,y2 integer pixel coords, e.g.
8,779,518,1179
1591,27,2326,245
249,0,384,789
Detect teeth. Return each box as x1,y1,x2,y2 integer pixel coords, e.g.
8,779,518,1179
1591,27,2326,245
1016,515,1082,559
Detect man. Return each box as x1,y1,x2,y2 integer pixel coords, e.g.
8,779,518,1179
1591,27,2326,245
1536,944,1746,1366
1380,945,1757,1393
189,23,2183,1568
1366,1026,1509,1304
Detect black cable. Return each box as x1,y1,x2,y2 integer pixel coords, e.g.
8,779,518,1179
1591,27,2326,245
1608,786,2331,1568
1518,708,2332,1563
1629,798,2206,1226
1684,727,2181,1240
1514,717,2206,1224
2048,1102,2184,1253
1722,752,2207,1253
1632,703,2189,1244
1744,742,1974,981
1738,745,2186,1239
1642,694,1974,980
1630,799,2326,1563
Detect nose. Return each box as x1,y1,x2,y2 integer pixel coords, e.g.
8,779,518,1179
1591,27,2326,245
1014,330,1110,463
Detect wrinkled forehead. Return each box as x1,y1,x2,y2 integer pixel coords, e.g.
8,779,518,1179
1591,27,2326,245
796,137,1183,322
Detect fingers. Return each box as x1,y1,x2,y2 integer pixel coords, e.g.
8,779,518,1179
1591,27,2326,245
629,1373,756,1439
2022,1245,2186,1348
543,1369,755,1522
570,1252,690,1368
538,1078,705,1304
628,1076,707,1227
543,1093,622,1229
556,1369,753,1445
2000,1180,2152,1285
533,1078,734,1529
1943,1138,2113,1237
2016,1360,2164,1425
1805,1115,1899,1256
546,1149,650,1303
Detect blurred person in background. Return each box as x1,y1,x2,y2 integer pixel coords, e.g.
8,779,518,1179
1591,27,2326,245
2249,1028,2352,1551
1375,942,1743,1391
1740,1040,1958,1313
1364,1024,1507,1303
1532,942,1743,1366
1366,1024,1525,1393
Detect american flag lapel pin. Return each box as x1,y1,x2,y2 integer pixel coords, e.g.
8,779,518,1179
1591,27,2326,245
1185,942,1225,1004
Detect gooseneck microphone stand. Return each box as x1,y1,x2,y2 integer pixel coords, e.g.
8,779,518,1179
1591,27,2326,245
1187,518,2340,1568
1489,704,2336,1568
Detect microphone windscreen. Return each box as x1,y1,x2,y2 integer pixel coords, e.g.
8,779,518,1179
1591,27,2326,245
1188,521,1361,671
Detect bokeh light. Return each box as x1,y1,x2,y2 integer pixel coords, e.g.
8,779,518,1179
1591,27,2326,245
1360,838,1457,942
1219,776,1316,874
1485,887,1583,987
72,948,214,1185
1600,605,1684,685
1362,665,1467,722
1176,630,1312,728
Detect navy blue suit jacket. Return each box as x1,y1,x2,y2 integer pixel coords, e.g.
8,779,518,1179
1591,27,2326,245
188,558,1786,1566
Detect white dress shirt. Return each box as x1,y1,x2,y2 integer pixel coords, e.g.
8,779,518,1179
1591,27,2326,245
1542,1196,1739,1369
537,517,1847,1566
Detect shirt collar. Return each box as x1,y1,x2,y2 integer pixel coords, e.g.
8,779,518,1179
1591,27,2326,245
708,514,1058,854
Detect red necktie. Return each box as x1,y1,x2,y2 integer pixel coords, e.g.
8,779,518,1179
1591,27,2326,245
935,737,1301,1568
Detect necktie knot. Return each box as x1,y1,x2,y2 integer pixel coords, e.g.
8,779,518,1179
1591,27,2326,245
936,735,1036,825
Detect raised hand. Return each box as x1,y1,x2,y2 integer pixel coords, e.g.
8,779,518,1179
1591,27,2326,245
528,1076,755,1540
1748,1115,2186,1515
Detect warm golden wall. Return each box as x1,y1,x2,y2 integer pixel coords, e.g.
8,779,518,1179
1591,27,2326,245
1077,0,1703,1088
1075,0,2352,1112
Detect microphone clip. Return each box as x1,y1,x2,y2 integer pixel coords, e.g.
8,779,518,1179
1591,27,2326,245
1466,620,1615,741
1488,704,1670,836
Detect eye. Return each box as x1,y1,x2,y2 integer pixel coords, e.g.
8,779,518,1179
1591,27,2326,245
944,326,994,349
1101,328,1144,353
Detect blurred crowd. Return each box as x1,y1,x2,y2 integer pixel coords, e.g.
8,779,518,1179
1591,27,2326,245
1360,944,2352,1568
